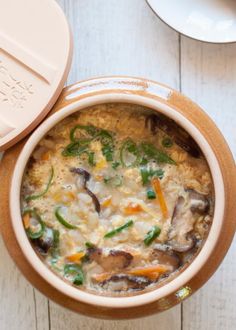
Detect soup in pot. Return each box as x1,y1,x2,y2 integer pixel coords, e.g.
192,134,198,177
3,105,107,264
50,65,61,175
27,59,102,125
21,103,214,295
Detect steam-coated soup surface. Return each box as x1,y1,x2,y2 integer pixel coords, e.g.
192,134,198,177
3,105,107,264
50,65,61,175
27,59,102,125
21,104,214,295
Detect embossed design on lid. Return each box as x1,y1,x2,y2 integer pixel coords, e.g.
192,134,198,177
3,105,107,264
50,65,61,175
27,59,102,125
0,0,73,150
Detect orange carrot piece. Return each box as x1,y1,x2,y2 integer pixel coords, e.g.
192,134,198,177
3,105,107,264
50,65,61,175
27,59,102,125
66,191,76,201
152,177,168,219
124,203,143,215
23,213,30,229
102,197,112,208
92,272,112,282
66,251,85,263
93,264,169,282
127,265,169,279
41,151,51,161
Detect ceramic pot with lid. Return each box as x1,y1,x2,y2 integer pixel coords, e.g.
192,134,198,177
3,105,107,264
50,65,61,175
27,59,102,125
0,0,235,321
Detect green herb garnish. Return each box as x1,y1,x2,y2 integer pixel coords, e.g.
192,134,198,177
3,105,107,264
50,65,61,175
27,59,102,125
146,189,156,199
87,151,95,166
112,161,120,169
144,226,161,246
55,207,77,229
120,139,140,167
97,129,113,145
70,125,97,142
23,208,45,239
51,229,60,257
140,142,175,165
61,141,89,157
85,241,95,248
139,157,148,165
102,144,113,162
25,166,54,201
103,175,123,187
104,220,134,238
140,167,164,185
64,264,84,285
162,137,173,148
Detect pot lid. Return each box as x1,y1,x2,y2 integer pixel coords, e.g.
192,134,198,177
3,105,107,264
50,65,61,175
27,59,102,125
0,0,73,151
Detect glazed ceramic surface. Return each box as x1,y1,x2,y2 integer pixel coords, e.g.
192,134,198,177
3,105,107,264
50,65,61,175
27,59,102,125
0,0,73,151
147,0,236,43
4,77,235,317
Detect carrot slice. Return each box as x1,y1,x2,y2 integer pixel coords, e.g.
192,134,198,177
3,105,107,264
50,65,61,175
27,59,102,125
151,177,168,219
66,191,76,201
102,197,112,207
41,151,51,161
124,203,143,215
92,265,170,283
92,272,112,282
66,251,85,263
127,265,169,279
23,213,30,229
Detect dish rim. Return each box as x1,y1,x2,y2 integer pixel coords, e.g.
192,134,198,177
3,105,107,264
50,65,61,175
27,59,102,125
146,0,236,44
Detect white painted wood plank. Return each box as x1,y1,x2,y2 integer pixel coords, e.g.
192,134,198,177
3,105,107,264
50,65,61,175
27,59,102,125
181,37,236,330
49,0,181,329
50,301,180,330
63,0,180,87
180,38,236,157
0,235,37,330
34,290,50,330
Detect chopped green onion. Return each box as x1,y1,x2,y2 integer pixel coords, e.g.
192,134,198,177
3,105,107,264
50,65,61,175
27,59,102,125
70,125,97,142
73,272,84,285
140,167,150,185
103,177,111,184
144,226,161,246
139,157,148,165
147,189,156,199
97,129,113,145
120,139,140,167
25,166,54,201
87,151,96,166
85,241,95,248
162,137,173,148
103,175,123,187
23,208,45,239
61,141,89,157
112,161,120,169
51,229,60,257
102,144,113,162
140,167,164,185
104,220,134,238
64,264,84,285
55,207,77,229
140,142,176,165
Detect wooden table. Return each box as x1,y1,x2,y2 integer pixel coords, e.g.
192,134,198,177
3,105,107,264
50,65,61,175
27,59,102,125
0,1,235,329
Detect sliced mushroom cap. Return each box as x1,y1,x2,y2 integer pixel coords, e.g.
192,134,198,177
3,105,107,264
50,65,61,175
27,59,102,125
70,167,101,213
88,248,133,272
149,248,181,270
34,227,54,254
100,274,151,292
186,188,210,214
145,114,201,158
168,196,196,253
168,234,196,253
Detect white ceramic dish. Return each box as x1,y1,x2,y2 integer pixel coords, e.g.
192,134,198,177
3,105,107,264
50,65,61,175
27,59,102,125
147,0,236,43
10,92,225,309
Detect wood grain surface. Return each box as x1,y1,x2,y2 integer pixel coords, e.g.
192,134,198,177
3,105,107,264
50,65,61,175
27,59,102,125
0,0,235,329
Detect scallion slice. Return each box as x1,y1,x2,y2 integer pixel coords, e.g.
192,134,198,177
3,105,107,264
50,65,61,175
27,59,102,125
23,208,45,239
55,207,77,229
104,220,134,238
25,166,54,201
